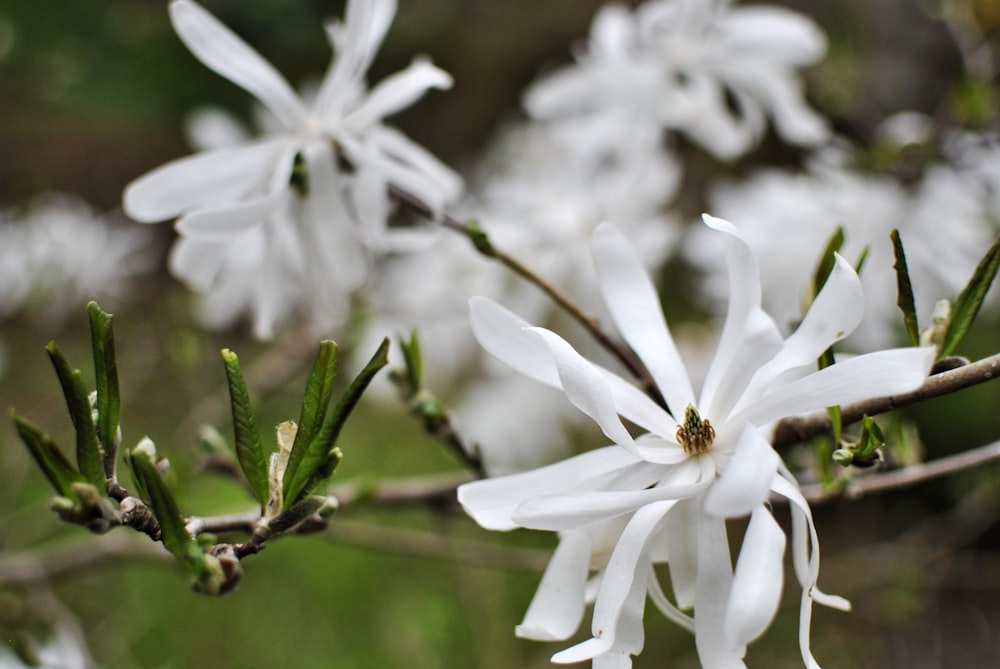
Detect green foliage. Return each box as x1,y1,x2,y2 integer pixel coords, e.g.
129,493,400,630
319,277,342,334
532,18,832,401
811,226,844,297
11,411,84,499
890,229,921,346
282,338,389,509
86,301,121,457
221,349,269,509
939,235,1000,358
286,340,340,496
46,341,104,488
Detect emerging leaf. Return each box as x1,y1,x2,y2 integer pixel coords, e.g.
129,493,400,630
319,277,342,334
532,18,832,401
221,349,269,509
46,342,104,489
811,226,845,298
890,230,920,346
939,236,1000,358
282,338,389,509
86,302,121,458
285,341,339,496
11,411,83,499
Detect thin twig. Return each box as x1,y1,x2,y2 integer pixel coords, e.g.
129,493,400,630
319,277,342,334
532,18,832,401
390,184,663,405
773,352,1000,450
0,534,169,588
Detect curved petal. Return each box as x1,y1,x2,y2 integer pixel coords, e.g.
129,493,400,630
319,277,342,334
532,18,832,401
370,125,463,203
469,297,561,389
343,58,452,130
722,7,826,66
704,426,779,518
552,500,676,666
592,223,696,415
516,528,594,641
168,236,226,291
169,1,308,129
733,345,935,427
664,497,699,610
123,139,287,222
694,509,746,669
457,445,641,531
724,505,786,646
605,375,680,443
175,189,282,241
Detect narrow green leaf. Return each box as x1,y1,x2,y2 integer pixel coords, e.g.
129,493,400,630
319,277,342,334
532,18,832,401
811,226,845,298
86,302,121,456
400,331,423,392
285,340,339,492
890,230,920,346
297,447,343,504
939,235,1000,358
129,444,209,578
283,338,389,508
221,349,269,508
46,342,104,488
268,495,327,535
11,411,83,498
854,245,870,276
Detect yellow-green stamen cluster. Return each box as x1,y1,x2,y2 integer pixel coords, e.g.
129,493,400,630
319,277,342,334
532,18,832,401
676,404,715,456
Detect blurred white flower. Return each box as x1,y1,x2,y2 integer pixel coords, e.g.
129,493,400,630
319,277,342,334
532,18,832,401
460,218,934,668
524,0,829,159
123,0,461,338
0,194,154,322
689,151,998,350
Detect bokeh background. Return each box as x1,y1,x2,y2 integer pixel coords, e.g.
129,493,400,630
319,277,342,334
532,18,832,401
2,1,1000,667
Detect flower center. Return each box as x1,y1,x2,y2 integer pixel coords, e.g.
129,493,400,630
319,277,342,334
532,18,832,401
676,404,715,456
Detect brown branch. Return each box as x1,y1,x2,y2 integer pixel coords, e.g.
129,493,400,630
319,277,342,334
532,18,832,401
0,534,169,588
800,437,1000,504
390,184,663,406
773,352,1000,451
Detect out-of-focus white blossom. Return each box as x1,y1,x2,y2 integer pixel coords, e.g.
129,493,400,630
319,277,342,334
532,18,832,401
524,0,829,160
0,194,154,322
124,0,461,338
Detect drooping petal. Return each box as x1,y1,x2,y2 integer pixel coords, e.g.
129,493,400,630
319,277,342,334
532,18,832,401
703,426,779,518
457,446,642,531
370,125,464,203
123,139,287,222
722,6,827,67
516,528,594,641
469,297,561,389
343,57,453,130
592,223,696,415
552,500,676,667
732,345,935,427
694,508,746,669
663,497,699,610
169,0,308,129
175,189,282,241
724,505,786,646
167,236,226,291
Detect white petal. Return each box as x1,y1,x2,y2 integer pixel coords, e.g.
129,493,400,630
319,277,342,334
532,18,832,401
457,446,641,531
733,345,935,427
371,125,463,202
704,426,779,518
694,509,746,669
664,498,699,610
343,58,452,130
169,1,308,128
552,500,676,666
123,139,286,222
724,505,786,646
722,7,827,66
469,297,561,388
175,190,282,241
167,236,225,291
516,528,593,641
592,223,696,416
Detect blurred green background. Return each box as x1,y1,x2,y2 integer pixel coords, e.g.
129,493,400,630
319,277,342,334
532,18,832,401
2,1,1000,667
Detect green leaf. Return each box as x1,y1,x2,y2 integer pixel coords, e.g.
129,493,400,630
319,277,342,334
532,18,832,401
46,342,104,488
221,349,269,508
129,443,209,579
11,411,83,498
399,331,423,393
939,235,1000,358
283,338,389,508
854,245,870,276
890,230,920,346
811,226,845,299
86,302,121,456
285,340,339,492
267,495,327,535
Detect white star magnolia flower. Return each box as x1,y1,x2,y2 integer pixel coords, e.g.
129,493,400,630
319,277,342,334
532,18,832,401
123,0,461,338
459,216,935,668
524,0,829,159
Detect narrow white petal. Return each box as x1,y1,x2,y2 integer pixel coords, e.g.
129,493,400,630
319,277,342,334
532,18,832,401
169,1,308,128
723,7,827,66
733,346,935,427
664,498,699,610
552,500,676,666
457,446,641,531
694,509,746,669
469,297,561,388
592,223,696,415
516,528,593,641
371,125,463,202
343,58,452,130
704,426,779,518
167,236,225,291
724,505,786,646
123,139,286,222
175,190,281,241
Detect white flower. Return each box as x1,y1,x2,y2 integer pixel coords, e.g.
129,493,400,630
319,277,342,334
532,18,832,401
524,0,829,159
459,217,935,668
123,0,461,338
